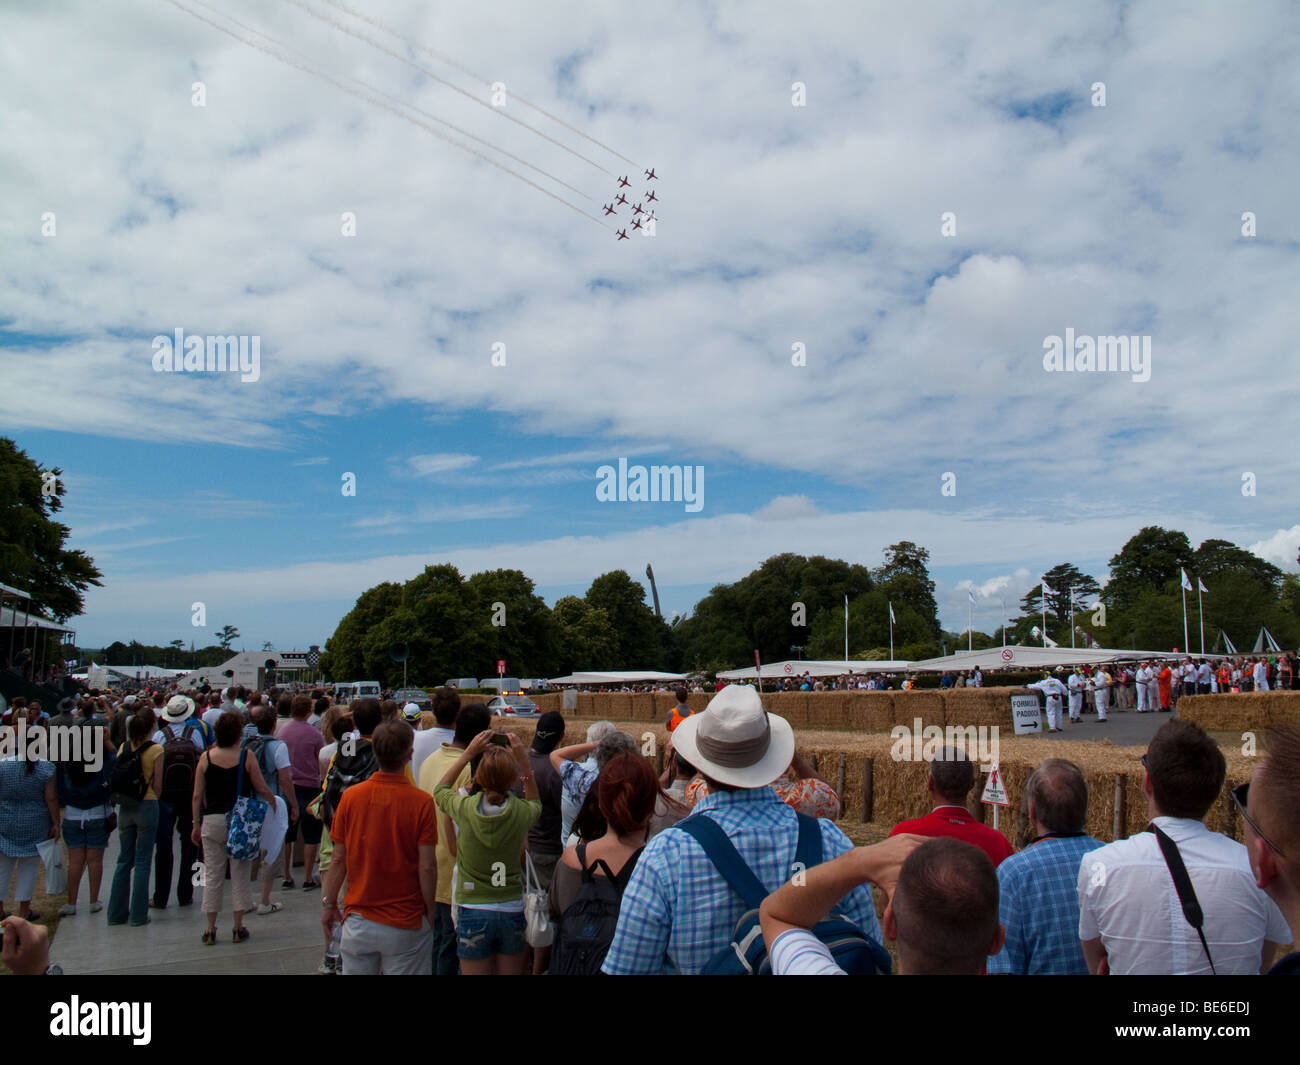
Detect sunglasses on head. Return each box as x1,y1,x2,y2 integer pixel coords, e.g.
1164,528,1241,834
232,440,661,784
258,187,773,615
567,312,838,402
1231,782,1286,858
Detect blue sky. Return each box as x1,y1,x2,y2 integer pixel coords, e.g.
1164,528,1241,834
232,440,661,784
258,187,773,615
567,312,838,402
2,0,1297,656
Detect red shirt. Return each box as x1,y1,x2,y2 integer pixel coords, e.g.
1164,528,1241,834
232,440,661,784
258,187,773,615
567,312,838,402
331,771,438,930
889,805,1014,867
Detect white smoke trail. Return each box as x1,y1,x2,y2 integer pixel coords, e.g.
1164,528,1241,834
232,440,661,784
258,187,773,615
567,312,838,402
188,0,595,202
322,0,641,169
282,0,615,177
164,0,610,227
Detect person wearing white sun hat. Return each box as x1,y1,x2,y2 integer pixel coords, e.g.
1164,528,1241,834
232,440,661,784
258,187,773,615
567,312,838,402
601,684,881,974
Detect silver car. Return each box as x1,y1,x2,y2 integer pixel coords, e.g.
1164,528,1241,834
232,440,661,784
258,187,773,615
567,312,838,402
487,695,541,718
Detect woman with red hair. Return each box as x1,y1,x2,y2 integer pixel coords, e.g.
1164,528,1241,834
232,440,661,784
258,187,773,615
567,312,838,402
547,752,658,973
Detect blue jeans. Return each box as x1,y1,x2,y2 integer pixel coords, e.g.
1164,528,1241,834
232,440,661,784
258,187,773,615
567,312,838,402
455,907,526,961
153,799,196,906
432,902,459,975
108,799,159,926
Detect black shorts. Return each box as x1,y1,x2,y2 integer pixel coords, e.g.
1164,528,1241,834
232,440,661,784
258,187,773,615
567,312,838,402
286,784,323,845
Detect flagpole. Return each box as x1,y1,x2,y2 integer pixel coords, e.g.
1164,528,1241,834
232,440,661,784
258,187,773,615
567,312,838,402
1001,599,1006,649
1197,582,1205,656
844,594,849,671
1070,587,1076,649
1181,583,1189,655
889,603,894,662
1041,585,1047,648
968,596,972,653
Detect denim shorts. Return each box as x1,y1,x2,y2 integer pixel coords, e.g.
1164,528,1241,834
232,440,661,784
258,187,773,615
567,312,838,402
456,907,527,960
63,817,109,850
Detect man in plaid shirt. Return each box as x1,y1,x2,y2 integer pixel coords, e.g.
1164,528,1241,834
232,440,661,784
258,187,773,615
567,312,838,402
602,685,880,975
988,758,1102,974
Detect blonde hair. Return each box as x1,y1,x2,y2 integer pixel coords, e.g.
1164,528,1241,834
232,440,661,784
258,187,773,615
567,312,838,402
473,745,518,803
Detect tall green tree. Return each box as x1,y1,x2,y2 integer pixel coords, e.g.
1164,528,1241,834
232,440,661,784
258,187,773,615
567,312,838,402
1103,527,1194,614
0,438,102,621
1020,563,1102,634
871,541,940,638
584,570,668,669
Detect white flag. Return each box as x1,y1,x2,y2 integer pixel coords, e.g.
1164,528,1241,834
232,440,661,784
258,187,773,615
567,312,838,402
889,603,896,624
1041,579,1055,596
1180,568,1193,591
967,588,976,604
1198,578,1208,593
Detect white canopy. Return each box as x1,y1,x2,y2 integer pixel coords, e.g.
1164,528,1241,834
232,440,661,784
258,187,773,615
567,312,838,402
908,645,1191,672
717,659,913,680
548,670,688,686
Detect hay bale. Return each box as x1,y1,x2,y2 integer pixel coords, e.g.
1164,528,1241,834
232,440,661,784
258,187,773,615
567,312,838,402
890,689,945,729
942,687,1021,728
806,693,848,728
629,693,656,721
851,692,894,731
606,693,632,719
575,693,596,717
1178,692,1300,732
652,692,677,723
687,692,711,713
768,692,809,727
533,693,561,714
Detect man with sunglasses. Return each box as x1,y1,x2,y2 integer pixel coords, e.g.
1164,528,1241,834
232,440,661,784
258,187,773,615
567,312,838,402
1077,720,1289,974
1239,724,1300,975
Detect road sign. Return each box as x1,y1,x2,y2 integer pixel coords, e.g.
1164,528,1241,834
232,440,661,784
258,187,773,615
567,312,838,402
497,659,506,675
783,663,793,674
1011,694,1043,735
981,764,1009,806
1001,647,1015,662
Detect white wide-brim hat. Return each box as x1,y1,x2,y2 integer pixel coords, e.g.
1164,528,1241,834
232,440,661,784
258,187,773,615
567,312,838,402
672,684,794,789
162,694,196,723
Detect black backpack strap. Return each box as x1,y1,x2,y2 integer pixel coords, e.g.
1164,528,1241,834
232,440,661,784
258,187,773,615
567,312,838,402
1148,823,1216,975
612,846,645,892
674,815,767,910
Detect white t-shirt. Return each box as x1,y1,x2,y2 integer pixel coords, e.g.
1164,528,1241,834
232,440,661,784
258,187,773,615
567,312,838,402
411,726,455,784
1253,663,1269,690
768,929,846,975
153,721,205,750
1077,816,1289,975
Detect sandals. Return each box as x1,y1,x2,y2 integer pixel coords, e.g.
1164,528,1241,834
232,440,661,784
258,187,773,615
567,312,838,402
233,926,250,943
255,902,283,916
202,930,217,946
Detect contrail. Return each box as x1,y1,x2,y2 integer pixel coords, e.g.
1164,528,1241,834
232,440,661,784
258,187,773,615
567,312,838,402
281,0,616,177
164,0,609,227
322,0,641,169
186,0,595,202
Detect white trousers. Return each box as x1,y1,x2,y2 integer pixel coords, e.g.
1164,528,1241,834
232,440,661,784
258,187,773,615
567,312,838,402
1068,693,1083,720
1146,681,1159,708
1136,683,1148,711
1094,689,1108,719
1046,697,1062,730
341,912,432,975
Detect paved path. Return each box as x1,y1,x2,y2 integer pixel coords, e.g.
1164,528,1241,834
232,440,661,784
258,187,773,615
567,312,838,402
1040,705,1180,747
50,832,325,976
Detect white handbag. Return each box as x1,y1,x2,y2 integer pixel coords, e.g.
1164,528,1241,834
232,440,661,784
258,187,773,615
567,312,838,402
523,851,554,948
37,838,67,896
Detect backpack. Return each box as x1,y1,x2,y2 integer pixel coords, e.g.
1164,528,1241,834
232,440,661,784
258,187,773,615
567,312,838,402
110,740,155,804
549,842,644,976
241,733,279,797
160,723,202,807
318,738,378,826
675,813,892,976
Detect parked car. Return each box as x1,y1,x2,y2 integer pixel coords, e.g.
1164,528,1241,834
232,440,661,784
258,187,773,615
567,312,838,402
487,695,541,717
392,688,431,707
445,677,479,691
335,681,382,701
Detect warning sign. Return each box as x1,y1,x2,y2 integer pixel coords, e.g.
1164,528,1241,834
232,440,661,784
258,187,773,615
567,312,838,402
1001,647,1015,662
981,764,1010,806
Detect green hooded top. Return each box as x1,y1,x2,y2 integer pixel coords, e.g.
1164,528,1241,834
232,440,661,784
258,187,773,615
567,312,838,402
433,784,542,905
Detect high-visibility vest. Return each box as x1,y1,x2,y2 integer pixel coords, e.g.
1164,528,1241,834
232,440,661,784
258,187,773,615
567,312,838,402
667,705,694,732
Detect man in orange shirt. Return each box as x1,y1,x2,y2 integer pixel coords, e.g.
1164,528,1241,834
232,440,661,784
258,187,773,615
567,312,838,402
889,747,1013,868
322,719,438,975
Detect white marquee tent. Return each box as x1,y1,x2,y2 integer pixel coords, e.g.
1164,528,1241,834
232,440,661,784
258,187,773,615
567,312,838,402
548,670,688,686
908,645,1192,672
716,659,913,681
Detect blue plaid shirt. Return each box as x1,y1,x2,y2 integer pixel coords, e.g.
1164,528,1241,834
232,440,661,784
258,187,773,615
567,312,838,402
988,834,1104,975
602,786,881,975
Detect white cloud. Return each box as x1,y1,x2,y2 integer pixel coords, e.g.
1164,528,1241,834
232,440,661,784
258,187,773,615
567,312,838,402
1250,526,1300,572
406,453,479,477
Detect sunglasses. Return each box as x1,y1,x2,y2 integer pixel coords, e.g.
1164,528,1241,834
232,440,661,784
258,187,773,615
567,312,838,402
1231,782,1285,858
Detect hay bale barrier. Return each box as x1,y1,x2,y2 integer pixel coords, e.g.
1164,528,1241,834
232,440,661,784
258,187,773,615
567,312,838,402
1177,691,1300,733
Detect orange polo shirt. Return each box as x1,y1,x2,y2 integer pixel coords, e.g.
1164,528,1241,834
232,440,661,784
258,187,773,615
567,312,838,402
331,770,438,930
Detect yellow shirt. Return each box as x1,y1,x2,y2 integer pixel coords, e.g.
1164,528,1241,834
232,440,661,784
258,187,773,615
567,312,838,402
120,740,165,801
418,743,472,904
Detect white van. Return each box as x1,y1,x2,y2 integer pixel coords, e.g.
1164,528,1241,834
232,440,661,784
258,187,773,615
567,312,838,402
335,681,382,701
